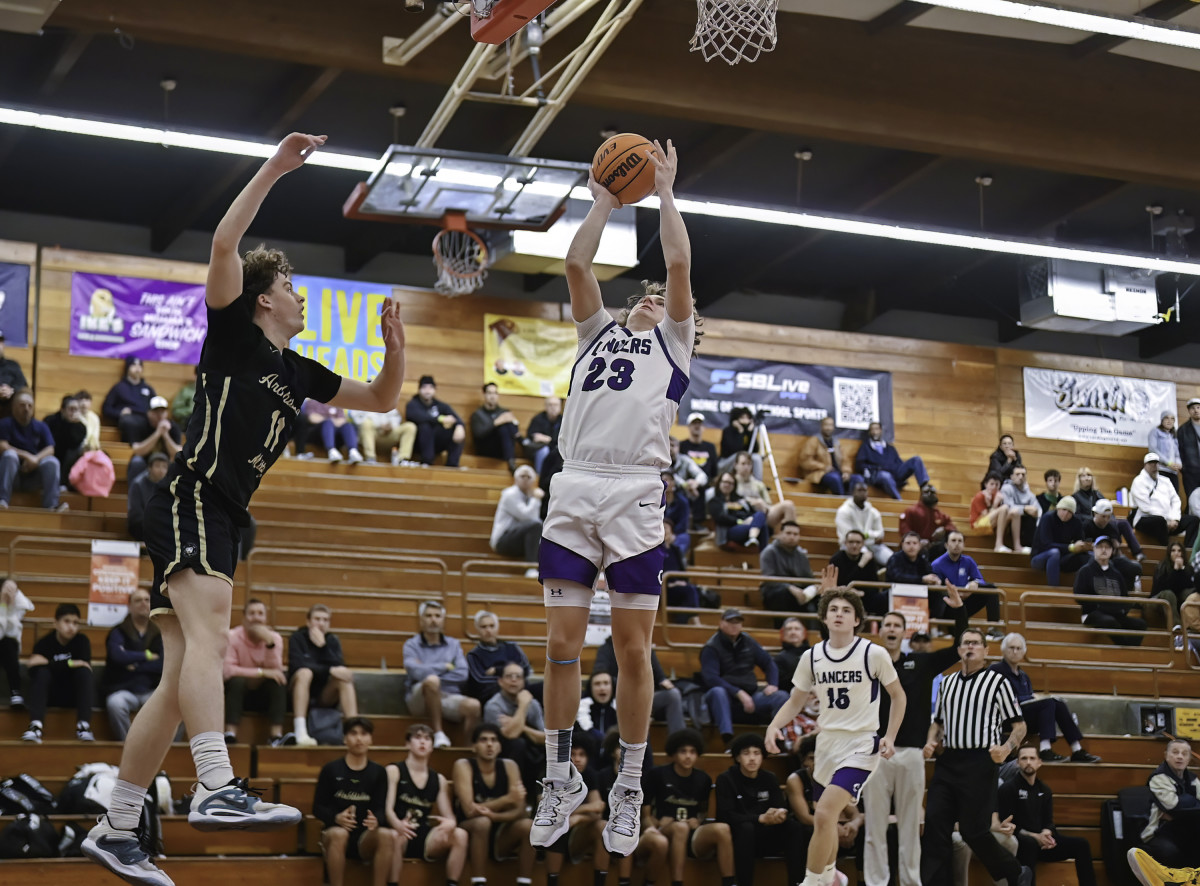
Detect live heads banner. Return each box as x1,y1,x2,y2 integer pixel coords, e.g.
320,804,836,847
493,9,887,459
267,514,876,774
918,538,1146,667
0,261,30,346
70,272,207,363
1023,367,1177,448
291,275,395,382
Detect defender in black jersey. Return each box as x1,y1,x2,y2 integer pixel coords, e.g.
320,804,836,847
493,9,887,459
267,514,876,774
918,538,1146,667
84,133,408,886
451,724,535,885
313,718,396,886
385,724,467,883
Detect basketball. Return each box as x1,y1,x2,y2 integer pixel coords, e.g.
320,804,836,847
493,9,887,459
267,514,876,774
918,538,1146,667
591,133,657,205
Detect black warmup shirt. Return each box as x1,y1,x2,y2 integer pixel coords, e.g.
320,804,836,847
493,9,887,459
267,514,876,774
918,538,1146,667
312,756,388,828
643,763,712,822
32,632,91,671
714,766,785,827
390,761,442,828
997,775,1056,834
176,295,340,524
469,757,510,804
878,605,968,747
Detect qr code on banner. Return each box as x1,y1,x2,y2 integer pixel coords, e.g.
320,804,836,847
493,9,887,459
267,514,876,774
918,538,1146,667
834,377,879,430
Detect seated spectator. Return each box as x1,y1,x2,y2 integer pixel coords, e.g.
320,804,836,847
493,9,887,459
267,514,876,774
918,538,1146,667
718,407,761,478
1185,591,1200,663
451,724,535,886
992,633,1100,763
21,603,93,743
800,416,861,496
170,366,196,427
854,421,929,500
900,482,955,561
576,671,618,752
999,465,1041,553
829,529,888,615
835,480,892,566
289,604,358,746
489,465,543,577
75,390,102,453
988,434,1023,482
44,394,87,483
224,598,288,746
670,438,707,523
681,411,720,482
733,450,796,534
384,724,468,886
522,395,562,475
300,400,362,464
773,617,810,688
1081,498,1145,585
465,609,532,704
1132,453,1200,548
470,382,521,471
932,530,1002,630
719,733,806,886
0,576,33,706
1138,738,1200,869
1074,535,1146,646
970,471,1010,550
403,600,481,749
662,470,691,553
700,608,787,746
708,471,768,550
103,356,157,443
662,519,701,621
128,395,182,481
885,531,939,588
1036,468,1062,515
1154,542,1193,635
102,588,162,741
758,520,817,614
315,716,395,886
1149,410,1183,494
484,662,547,798
352,405,416,466
592,632,685,735
1070,466,1105,519
0,388,65,510
0,331,28,418
406,375,464,467
1031,496,1089,586
127,452,169,540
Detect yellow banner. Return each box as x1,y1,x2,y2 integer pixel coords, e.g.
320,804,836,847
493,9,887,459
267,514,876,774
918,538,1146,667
484,313,576,398
1175,706,1200,740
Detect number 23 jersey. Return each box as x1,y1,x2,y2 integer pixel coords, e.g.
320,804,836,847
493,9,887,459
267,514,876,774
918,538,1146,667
558,307,693,469
792,638,898,734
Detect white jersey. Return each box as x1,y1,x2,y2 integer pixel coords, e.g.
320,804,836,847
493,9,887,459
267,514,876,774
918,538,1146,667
558,308,693,468
793,637,897,734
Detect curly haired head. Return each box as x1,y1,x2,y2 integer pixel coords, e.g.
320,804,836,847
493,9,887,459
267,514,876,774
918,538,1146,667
241,245,293,304
817,588,865,630
617,280,704,355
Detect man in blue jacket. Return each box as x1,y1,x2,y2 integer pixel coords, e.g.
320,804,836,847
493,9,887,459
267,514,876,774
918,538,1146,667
700,608,786,746
854,422,929,500
1030,496,1090,586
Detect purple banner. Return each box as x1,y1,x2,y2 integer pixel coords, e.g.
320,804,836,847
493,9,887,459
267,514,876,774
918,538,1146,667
70,272,208,363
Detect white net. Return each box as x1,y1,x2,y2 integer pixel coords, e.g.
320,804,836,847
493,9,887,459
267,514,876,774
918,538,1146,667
433,227,489,297
690,0,778,65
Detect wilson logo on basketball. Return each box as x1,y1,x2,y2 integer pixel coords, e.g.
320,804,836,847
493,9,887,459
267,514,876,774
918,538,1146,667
601,152,643,186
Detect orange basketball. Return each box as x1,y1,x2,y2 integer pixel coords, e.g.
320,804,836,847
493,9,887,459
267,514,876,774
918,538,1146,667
591,133,657,205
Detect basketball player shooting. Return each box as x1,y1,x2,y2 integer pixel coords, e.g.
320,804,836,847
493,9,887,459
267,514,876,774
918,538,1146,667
530,139,701,857
766,584,906,886
83,132,407,886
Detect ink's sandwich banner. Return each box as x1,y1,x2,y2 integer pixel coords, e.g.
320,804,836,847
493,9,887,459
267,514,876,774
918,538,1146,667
70,273,207,363
1024,367,1177,448
0,261,30,346
483,313,575,398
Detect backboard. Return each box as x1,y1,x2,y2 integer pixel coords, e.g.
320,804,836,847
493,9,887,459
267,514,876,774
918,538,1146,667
343,145,590,232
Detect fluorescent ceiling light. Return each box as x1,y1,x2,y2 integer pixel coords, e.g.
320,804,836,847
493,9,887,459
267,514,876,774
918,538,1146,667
0,104,1196,276
919,0,1200,50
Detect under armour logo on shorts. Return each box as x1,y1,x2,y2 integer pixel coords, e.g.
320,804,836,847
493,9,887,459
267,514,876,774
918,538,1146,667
550,588,563,597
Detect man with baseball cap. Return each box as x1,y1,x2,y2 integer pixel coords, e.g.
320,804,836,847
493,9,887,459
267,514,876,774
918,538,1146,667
128,395,181,482
1081,498,1144,588
1131,453,1199,548
680,411,719,480
700,608,786,747
1073,535,1147,646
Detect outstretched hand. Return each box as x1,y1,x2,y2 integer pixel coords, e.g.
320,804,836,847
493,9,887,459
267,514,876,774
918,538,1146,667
380,298,406,354
586,170,620,211
646,138,678,197
819,564,840,593
268,132,328,174
943,580,964,609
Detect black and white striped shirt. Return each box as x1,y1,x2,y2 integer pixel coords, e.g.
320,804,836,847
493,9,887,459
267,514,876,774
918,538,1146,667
934,666,1023,750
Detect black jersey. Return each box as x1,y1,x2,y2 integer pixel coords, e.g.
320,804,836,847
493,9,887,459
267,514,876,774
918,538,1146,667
177,295,340,524
470,757,510,804
643,763,713,822
391,760,441,828
311,757,388,828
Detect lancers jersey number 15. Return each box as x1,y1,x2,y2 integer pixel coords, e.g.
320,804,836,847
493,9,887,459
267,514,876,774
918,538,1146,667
792,637,898,734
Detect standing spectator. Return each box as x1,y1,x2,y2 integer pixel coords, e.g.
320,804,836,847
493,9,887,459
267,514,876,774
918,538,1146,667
716,733,807,886
1132,453,1200,548
900,483,956,561
708,471,768,550
406,375,464,467
1036,469,1063,515
680,411,719,480
21,603,94,743
522,395,562,475
127,453,169,540
484,662,547,797
991,633,1101,763
999,466,1041,553
1074,535,1147,646
465,609,532,704
352,405,416,466
314,717,395,886
988,435,1023,482
289,604,358,746
970,472,1011,551
102,589,163,741
0,388,64,511
759,520,817,614
103,356,157,443
403,600,481,749
1082,499,1145,586
592,633,685,735
0,577,32,706
700,608,787,746
44,394,87,482
885,532,939,588
774,617,810,689
829,530,888,616
920,628,1030,886
1138,738,1200,868
836,480,891,566
128,396,182,481
170,366,196,427
800,416,860,496
471,382,521,472
718,407,760,479
1178,397,1200,500
300,400,363,464
1030,497,1089,587
662,470,691,553
854,421,930,500
0,331,28,418
733,450,796,533
931,530,1001,629
75,390,102,453
490,465,544,577
1150,411,1183,493
223,598,288,746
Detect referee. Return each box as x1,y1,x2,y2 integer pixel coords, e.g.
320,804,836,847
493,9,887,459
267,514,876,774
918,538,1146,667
921,626,1031,886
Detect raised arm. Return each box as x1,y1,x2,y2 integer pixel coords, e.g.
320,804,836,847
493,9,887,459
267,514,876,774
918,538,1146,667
564,174,619,322
328,299,406,413
648,140,692,323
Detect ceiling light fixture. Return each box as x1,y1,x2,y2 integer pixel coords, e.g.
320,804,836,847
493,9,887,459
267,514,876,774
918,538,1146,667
918,0,1200,50
0,104,1196,276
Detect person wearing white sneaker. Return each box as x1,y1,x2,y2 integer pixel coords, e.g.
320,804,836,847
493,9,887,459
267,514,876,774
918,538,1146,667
84,133,407,886
24,603,94,744
0,576,34,706
403,601,481,748
289,604,359,746
83,813,175,886
301,400,363,465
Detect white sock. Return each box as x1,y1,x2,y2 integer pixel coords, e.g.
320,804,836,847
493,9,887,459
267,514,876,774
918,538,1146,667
294,716,310,740
545,728,573,784
190,731,235,790
616,739,647,791
108,779,147,831
1039,739,1052,751
820,862,838,886
1070,741,1082,752
801,871,821,886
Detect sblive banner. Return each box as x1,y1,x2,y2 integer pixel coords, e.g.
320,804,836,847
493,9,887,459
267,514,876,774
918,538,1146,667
291,275,396,382
483,313,575,398
1023,367,1177,448
88,539,140,627
0,261,30,346
680,355,894,437
70,272,207,363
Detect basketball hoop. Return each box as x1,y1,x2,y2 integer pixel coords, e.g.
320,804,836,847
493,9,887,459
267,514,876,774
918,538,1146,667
432,211,489,297
690,0,778,65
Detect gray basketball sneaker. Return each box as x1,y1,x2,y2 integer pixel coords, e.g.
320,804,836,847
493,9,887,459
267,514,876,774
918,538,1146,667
530,770,588,847
187,777,302,831
82,815,174,886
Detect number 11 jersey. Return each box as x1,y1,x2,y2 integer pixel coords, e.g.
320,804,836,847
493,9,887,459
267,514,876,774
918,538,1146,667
792,637,898,734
